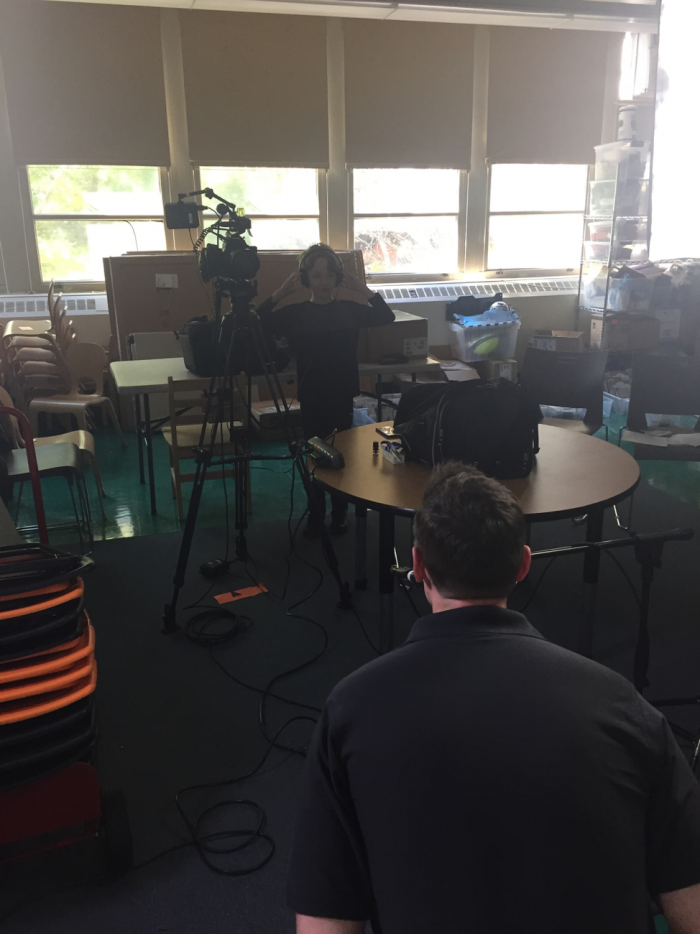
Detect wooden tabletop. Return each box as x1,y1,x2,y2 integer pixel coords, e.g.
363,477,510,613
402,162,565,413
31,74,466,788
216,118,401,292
314,422,640,522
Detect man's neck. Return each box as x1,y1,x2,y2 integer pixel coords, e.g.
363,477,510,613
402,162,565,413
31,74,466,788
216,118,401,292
428,594,507,614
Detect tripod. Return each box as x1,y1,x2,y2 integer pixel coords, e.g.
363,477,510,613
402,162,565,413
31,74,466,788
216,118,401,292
162,279,352,634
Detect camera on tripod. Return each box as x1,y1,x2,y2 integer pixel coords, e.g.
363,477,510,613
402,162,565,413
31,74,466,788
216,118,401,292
165,188,261,290
165,188,270,377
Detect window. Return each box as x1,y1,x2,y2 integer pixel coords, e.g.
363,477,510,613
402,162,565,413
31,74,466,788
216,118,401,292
198,167,319,250
487,164,587,271
353,169,460,275
650,0,699,259
27,166,166,282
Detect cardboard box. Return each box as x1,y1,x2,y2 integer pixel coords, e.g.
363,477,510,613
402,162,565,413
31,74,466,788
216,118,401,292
104,252,214,362
362,311,428,365
590,313,659,352
428,345,480,382
529,330,586,353
250,398,302,441
650,306,681,342
471,358,518,382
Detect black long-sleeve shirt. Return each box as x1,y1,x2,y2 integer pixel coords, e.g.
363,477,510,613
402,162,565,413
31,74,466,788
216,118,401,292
257,294,395,404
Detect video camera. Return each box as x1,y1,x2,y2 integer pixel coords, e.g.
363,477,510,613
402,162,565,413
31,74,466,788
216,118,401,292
164,188,260,287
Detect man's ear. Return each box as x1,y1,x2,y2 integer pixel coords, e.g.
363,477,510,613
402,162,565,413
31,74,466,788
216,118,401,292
412,546,427,584
516,545,532,583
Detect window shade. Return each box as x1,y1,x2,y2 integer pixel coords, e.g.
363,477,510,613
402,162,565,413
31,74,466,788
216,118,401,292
181,11,328,168
487,27,610,164
0,1,169,166
344,19,474,168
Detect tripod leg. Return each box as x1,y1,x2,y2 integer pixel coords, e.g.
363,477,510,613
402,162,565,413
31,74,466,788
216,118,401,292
234,441,248,559
355,503,368,590
163,453,212,633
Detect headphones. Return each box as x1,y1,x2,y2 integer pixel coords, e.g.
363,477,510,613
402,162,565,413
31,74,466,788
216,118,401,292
298,244,344,288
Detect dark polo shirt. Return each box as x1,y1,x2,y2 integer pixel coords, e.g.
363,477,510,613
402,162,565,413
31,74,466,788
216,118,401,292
287,606,700,934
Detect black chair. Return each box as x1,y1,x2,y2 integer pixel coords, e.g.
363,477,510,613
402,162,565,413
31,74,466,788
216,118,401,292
5,442,93,553
624,353,700,462
615,354,700,530
520,348,609,437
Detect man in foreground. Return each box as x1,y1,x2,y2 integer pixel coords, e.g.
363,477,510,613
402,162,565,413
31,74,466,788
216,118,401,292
288,462,700,934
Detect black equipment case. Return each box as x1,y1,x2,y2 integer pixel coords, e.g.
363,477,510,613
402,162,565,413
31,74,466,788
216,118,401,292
393,379,541,479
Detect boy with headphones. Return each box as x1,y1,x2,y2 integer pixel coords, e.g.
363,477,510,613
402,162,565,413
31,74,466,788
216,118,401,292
257,243,394,537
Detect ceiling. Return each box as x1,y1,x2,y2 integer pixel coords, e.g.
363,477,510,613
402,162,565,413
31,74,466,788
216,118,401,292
45,0,660,32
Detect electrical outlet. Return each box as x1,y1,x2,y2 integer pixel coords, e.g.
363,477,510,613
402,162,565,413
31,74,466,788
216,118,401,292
403,337,428,357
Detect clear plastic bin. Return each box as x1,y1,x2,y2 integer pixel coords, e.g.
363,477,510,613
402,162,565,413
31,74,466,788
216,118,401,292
583,241,611,262
589,178,649,217
583,275,653,312
594,140,650,181
448,320,520,363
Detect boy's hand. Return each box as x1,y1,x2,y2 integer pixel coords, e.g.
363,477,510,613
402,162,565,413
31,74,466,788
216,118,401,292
272,273,302,304
340,272,374,299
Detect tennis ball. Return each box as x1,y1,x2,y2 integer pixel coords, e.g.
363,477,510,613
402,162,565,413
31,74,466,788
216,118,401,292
470,335,499,356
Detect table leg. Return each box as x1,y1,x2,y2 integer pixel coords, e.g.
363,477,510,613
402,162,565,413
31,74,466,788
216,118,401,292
355,503,368,590
376,374,383,422
378,509,394,654
135,393,145,485
579,507,604,658
143,393,157,515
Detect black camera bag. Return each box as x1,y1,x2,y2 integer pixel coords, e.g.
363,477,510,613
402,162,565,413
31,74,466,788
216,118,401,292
179,316,288,378
393,378,541,479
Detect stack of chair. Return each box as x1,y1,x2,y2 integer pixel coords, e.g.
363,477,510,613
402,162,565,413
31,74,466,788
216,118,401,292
0,543,96,789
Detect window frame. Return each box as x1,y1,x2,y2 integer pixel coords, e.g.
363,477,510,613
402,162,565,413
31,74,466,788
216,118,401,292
21,165,172,292
350,167,464,280
484,163,587,277
194,166,324,250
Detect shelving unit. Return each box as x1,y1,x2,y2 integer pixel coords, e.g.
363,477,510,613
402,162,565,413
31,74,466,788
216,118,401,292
576,140,651,348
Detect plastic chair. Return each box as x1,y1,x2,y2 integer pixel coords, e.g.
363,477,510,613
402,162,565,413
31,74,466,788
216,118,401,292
27,342,125,447
5,443,94,554
0,387,106,520
3,320,52,337
520,348,609,437
161,377,249,521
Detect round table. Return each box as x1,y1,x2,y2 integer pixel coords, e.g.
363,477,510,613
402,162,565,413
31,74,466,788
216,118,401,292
314,423,640,653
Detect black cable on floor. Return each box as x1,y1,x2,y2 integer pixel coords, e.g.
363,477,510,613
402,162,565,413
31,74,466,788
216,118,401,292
172,723,304,877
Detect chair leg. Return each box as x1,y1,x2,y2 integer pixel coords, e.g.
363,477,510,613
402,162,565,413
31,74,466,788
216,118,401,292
104,400,126,448
173,465,184,521
14,481,23,523
87,452,107,520
66,477,85,554
614,492,635,532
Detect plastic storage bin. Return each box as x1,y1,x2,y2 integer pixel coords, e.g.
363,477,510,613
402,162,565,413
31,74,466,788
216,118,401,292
589,178,649,217
583,275,653,312
448,320,520,363
594,140,650,181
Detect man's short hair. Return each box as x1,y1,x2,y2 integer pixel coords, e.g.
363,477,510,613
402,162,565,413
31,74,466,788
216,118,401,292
413,462,526,600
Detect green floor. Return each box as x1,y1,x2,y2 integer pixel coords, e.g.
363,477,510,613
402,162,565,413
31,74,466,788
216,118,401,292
10,413,700,545
11,429,306,544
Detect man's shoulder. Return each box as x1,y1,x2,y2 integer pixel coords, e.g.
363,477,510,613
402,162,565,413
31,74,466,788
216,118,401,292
325,617,659,736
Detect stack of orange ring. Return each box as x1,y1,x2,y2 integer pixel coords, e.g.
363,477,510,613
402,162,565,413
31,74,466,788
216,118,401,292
0,547,96,789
